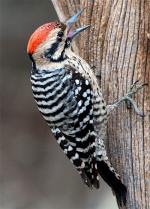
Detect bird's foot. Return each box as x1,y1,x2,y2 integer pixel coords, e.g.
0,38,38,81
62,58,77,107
124,80,147,117
107,80,147,117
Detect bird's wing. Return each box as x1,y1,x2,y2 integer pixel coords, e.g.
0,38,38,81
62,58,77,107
51,65,99,188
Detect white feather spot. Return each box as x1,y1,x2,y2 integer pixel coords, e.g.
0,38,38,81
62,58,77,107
83,116,90,123
85,100,90,106
81,162,85,168
75,89,79,95
87,89,91,94
83,106,86,111
85,80,89,85
76,147,84,152
79,108,84,114
57,136,65,144
95,164,97,169
90,120,93,124
68,146,73,151
69,141,76,146
78,86,81,91
72,153,79,160
78,100,82,107
97,150,102,155
79,121,83,127
83,92,87,97
75,79,80,85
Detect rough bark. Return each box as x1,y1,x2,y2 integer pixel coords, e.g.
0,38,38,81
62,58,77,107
51,1,150,209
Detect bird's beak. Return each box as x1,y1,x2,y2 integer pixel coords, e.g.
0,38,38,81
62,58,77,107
66,8,90,39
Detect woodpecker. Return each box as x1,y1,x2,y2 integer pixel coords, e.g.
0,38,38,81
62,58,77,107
27,9,127,206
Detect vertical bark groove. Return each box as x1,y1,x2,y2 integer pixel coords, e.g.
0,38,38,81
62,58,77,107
52,1,150,209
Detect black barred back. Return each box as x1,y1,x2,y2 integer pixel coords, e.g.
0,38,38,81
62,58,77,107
31,65,99,188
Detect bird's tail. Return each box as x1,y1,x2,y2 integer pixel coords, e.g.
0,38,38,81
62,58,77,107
97,160,127,207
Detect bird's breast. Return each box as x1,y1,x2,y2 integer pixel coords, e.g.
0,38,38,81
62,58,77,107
30,68,75,128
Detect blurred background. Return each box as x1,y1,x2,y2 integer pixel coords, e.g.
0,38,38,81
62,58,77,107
0,0,118,209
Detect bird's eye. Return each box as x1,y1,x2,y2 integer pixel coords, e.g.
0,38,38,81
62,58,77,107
58,31,64,37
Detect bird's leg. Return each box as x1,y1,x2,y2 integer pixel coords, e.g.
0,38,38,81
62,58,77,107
107,80,147,117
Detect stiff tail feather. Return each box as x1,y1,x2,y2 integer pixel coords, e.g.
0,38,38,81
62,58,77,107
97,160,127,207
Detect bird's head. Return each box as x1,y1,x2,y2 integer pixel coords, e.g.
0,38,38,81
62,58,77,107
27,9,89,67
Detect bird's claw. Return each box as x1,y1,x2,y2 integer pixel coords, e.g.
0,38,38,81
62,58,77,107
129,80,148,97
125,80,147,117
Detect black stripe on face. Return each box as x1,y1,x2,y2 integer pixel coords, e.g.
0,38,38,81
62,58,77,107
44,28,70,62
44,40,60,59
44,30,65,60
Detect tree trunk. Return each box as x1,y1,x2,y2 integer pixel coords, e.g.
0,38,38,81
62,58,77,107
51,1,150,209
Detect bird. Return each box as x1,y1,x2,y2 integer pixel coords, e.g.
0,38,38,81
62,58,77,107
27,9,127,206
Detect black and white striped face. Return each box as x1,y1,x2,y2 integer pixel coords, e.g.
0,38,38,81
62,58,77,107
31,23,71,65
28,11,90,68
